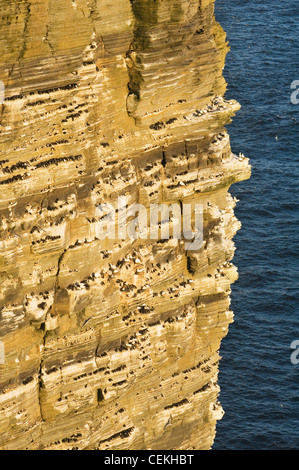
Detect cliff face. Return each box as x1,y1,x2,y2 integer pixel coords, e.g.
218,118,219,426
0,0,250,450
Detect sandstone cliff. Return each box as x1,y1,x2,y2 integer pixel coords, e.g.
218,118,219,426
0,0,250,450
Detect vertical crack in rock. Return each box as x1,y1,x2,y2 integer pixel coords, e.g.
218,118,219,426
19,1,31,62
44,24,56,58
0,0,250,450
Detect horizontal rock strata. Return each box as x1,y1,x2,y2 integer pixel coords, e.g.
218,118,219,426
0,0,250,450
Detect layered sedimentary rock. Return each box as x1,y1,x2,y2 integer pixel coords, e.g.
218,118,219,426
0,0,250,450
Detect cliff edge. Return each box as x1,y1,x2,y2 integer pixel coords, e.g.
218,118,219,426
0,0,250,450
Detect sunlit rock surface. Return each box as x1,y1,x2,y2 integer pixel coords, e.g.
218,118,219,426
0,0,250,450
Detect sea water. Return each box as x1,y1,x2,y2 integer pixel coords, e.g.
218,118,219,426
213,0,299,450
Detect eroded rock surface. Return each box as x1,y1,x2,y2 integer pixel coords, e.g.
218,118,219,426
0,0,250,450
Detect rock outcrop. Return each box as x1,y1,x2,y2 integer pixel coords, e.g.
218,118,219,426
0,0,250,450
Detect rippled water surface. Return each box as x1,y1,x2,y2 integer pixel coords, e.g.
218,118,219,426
213,0,299,450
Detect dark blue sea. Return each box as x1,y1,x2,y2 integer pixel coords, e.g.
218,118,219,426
213,0,299,450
